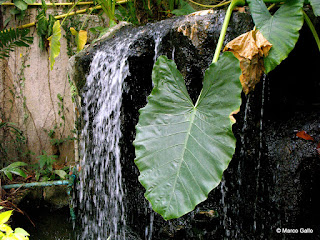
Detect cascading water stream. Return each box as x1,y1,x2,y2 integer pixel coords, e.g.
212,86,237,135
253,74,267,233
77,33,137,240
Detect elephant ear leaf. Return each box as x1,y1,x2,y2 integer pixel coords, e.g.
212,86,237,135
134,52,242,220
309,0,320,16
48,20,61,70
247,0,304,73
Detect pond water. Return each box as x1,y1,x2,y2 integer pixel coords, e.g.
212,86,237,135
13,206,76,240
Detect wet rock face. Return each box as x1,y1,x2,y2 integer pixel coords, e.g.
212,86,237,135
71,10,320,239
222,17,320,239
266,112,320,234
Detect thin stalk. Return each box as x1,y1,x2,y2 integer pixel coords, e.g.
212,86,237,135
14,6,102,30
60,0,83,26
188,0,284,8
212,0,245,63
188,0,231,9
112,0,116,17
1,2,94,6
56,5,101,20
80,6,95,30
303,10,320,52
194,0,245,107
6,0,127,32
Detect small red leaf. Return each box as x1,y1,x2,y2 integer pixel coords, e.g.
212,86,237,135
296,131,314,141
317,142,320,155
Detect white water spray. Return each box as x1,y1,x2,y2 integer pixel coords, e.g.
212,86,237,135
77,36,135,240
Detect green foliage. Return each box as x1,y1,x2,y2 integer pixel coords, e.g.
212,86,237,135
115,2,139,25
0,207,30,240
34,151,69,181
0,162,27,181
172,0,195,16
36,0,56,51
37,151,57,172
134,53,242,220
3,0,35,22
247,0,304,73
50,135,76,146
13,0,28,11
0,122,26,164
9,8,26,21
61,16,82,57
303,10,320,51
309,0,320,16
48,20,61,70
96,0,117,27
89,26,109,39
57,93,65,122
0,28,33,59
70,27,87,52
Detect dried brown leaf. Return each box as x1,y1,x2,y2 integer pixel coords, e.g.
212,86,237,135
224,30,272,94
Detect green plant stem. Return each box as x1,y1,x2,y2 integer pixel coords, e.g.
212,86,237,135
61,0,83,26
303,10,320,52
188,0,285,9
80,6,95,30
188,0,231,9
212,0,245,63
1,2,94,6
1,0,128,32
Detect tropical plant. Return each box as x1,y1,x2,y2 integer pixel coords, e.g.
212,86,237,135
35,0,56,50
70,27,87,52
47,20,61,70
34,151,67,181
0,28,33,59
0,207,29,240
247,0,304,73
1,0,35,23
0,121,27,165
134,0,320,220
0,162,27,181
97,0,117,27
134,53,242,220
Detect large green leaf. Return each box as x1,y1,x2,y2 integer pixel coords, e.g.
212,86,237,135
310,0,320,16
134,52,242,220
48,20,61,70
23,0,35,4
247,0,304,73
13,0,27,10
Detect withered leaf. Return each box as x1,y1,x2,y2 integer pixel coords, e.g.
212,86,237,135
224,30,272,94
296,131,314,141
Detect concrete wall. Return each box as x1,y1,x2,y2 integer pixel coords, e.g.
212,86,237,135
0,2,106,166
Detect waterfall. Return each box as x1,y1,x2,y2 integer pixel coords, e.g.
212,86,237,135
77,33,135,240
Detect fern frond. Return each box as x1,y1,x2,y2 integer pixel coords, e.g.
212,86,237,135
0,28,33,59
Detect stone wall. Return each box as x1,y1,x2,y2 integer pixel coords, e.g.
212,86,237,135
0,2,107,166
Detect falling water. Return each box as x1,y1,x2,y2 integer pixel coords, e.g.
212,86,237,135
77,33,137,239
253,74,267,232
144,202,154,240
153,25,166,63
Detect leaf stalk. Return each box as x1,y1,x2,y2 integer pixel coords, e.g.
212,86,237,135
303,10,320,52
212,0,245,64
